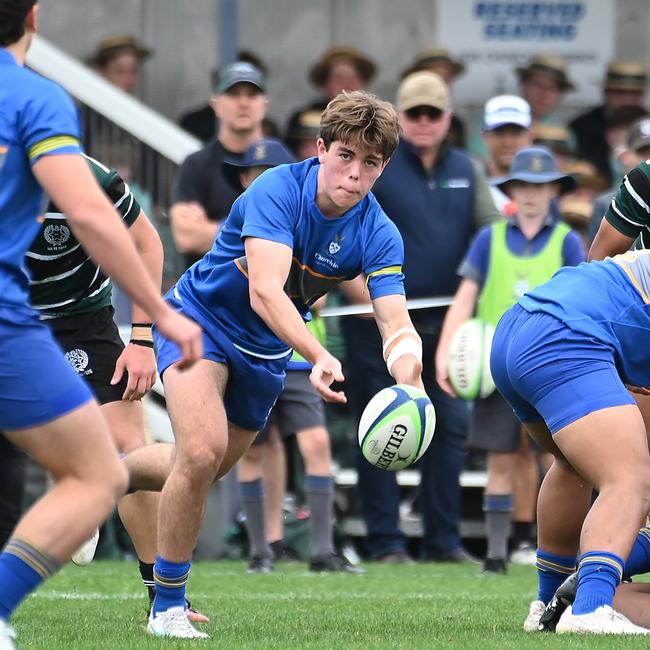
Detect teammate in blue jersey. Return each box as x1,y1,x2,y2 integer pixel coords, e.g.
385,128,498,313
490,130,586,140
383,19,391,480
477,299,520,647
148,91,426,639
0,3,202,647
491,249,650,635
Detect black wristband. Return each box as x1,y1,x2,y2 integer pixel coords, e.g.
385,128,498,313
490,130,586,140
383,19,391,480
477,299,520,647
129,339,154,348
131,322,153,328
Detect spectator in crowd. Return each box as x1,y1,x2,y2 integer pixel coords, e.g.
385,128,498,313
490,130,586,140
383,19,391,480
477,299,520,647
340,71,500,563
560,160,608,205
179,51,278,143
516,55,574,129
571,59,648,185
560,197,593,251
286,45,375,139
435,147,584,575
401,47,467,147
87,34,151,95
481,95,532,212
533,123,572,168
589,116,650,243
603,106,649,188
170,61,268,269
285,109,321,160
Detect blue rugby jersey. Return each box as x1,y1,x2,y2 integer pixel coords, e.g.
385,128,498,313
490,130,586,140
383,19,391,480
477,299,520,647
175,157,405,358
0,48,82,315
519,250,650,387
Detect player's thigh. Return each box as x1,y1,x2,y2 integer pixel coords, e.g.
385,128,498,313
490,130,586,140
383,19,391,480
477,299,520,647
635,394,650,447
101,399,145,453
163,358,229,465
554,404,650,490
4,400,125,490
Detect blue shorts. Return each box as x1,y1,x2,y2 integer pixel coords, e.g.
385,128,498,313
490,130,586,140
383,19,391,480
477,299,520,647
490,303,635,434
0,309,93,430
153,291,288,432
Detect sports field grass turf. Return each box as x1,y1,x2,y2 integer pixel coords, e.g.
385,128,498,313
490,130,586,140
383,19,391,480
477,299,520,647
12,560,650,648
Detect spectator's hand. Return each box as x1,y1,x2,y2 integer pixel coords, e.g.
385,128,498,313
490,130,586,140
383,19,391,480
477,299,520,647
111,344,157,400
435,351,457,398
154,308,203,370
174,202,210,225
310,352,347,403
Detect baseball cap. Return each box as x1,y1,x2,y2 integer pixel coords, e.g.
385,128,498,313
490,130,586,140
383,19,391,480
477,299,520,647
483,95,531,131
216,61,265,94
628,117,650,152
397,71,450,112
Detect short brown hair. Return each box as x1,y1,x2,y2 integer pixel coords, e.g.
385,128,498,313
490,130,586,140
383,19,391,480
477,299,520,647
0,0,36,47
320,91,400,161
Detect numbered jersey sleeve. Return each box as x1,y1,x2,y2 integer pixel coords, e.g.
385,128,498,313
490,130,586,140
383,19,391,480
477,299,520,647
19,77,82,164
363,214,405,300
605,161,650,245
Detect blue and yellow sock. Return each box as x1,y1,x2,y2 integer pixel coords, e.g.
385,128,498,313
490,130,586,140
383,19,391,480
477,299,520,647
0,538,61,620
536,549,576,604
572,551,624,615
152,555,191,616
624,527,650,579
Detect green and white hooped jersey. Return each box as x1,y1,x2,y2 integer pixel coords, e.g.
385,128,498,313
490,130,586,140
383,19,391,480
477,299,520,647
27,154,141,319
606,160,650,249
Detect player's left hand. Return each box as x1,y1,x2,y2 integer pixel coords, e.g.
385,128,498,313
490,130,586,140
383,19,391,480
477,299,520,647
112,344,158,400
390,355,425,392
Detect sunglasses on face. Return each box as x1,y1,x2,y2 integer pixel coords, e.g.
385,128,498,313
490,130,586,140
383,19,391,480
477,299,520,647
404,106,444,121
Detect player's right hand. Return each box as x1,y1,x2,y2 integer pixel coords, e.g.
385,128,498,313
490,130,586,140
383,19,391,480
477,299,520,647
310,352,347,403
154,307,203,369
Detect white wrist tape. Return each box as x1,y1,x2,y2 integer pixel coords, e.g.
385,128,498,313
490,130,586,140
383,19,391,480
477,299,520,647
386,337,422,377
382,327,419,357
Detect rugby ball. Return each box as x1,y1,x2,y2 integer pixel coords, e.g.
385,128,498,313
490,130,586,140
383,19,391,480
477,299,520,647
448,318,495,401
358,385,435,471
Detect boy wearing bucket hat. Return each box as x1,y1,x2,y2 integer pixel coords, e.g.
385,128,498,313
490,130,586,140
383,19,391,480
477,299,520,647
435,146,584,591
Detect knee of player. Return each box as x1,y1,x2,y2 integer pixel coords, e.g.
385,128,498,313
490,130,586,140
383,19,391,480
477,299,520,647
299,427,331,457
177,443,226,480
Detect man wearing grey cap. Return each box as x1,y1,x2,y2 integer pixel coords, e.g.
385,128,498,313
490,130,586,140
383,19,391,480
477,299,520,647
340,71,500,564
170,62,269,269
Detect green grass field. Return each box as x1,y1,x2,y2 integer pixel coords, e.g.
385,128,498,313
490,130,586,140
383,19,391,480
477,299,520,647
11,560,650,648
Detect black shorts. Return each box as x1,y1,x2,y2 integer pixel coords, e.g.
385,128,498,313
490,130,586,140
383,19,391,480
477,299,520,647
253,370,325,445
466,391,540,453
47,306,127,405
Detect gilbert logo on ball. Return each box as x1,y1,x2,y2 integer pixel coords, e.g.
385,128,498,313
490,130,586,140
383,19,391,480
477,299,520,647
448,318,495,401
358,385,435,471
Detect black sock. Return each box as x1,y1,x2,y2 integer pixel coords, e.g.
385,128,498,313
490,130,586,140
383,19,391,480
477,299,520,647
139,560,156,602
512,521,534,545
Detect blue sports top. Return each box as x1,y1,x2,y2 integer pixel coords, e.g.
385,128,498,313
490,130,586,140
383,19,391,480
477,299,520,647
0,49,82,316
176,157,405,358
519,250,650,387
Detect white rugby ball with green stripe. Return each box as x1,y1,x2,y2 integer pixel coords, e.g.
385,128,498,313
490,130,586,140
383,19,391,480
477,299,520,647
448,318,495,401
358,385,435,471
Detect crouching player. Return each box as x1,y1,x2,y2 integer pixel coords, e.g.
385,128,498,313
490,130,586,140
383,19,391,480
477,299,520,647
491,248,650,634
148,91,426,638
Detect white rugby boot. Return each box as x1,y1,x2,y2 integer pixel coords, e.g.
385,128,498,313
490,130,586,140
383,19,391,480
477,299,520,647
0,619,16,650
556,604,650,634
71,528,99,566
523,600,546,632
147,606,210,639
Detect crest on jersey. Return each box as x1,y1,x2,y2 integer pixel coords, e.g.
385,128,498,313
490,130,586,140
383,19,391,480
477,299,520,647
44,224,70,247
65,349,90,374
328,233,344,255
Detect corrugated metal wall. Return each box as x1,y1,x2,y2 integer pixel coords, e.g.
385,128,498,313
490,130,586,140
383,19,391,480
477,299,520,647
38,0,650,133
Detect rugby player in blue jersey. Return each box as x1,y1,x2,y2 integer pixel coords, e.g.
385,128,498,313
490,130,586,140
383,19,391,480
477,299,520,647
491,248,650,635
148,91,426,638
0,3,202,647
